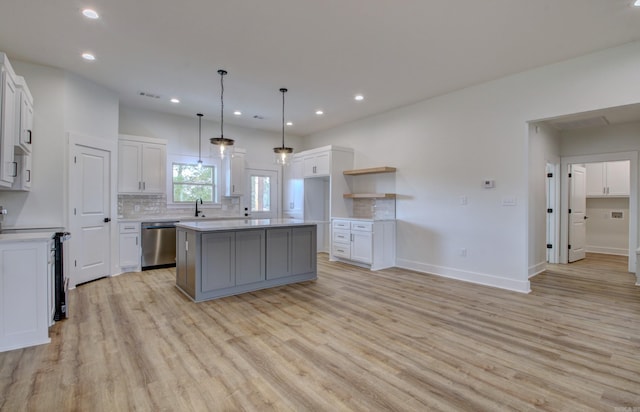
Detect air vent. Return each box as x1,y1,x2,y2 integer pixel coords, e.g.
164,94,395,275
139,92,161,99
552,116,609,130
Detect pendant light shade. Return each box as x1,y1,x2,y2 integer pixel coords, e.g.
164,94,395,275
196,113,203,168
274,88,293,165
210,69,234,158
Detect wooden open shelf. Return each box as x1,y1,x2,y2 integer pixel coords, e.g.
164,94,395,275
343,166,396,176
343,193,396,199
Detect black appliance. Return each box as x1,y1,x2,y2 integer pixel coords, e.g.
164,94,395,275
54,232,71,320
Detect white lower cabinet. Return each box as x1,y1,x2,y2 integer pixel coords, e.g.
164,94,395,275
331,219,395,270
119,223,141,272
0,238,51,352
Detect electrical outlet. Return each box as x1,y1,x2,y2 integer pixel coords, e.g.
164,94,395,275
134,205,140,212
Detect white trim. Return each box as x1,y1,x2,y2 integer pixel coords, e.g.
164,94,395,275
396,258,531,293
585,246,628,256
560,151,638,273
528,262,547,278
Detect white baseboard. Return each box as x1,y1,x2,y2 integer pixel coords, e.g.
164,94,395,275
396,258,531,293
585,246,628,256
528,261,546,278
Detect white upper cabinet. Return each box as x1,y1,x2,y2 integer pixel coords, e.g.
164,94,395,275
303,151,330,177
0,54,18,187
224,148,245,197
14,76,33,154
283,156,304,219
118,134,167,194
586,161,630,197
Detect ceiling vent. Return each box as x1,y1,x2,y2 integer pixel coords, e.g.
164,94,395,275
552,116,609,130
138,91,161,99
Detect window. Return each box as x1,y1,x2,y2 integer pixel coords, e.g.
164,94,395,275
250,175,271,212
172,163,216,203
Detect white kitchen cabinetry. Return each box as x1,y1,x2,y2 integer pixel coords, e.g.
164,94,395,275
303,151,330,177
14,76,33,154
291,145,353,252
586,161,630,197
11,153,31,191
119,222,141,272
118,134,167,194
0,237,51,352
224,148,245,197
331,219,395,270
0,54,18,188
283,156,304,219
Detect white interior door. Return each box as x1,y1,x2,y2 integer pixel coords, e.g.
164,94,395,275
568,164,587,262
246,168,278,219
70,141,112,285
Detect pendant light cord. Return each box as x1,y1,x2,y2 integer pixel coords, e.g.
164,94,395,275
281,89,285,148
197,113,203,162
219,71,225,139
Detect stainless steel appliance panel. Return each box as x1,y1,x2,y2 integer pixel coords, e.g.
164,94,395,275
141,221,177,269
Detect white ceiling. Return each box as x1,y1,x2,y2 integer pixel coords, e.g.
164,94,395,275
1,0,640,136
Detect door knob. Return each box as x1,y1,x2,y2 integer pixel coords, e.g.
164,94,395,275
104,217,111,223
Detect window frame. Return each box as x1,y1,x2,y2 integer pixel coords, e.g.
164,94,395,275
166,155,222,208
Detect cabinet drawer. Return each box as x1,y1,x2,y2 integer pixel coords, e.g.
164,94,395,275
332,243,351,259
333,220,350,230
351,221,373,231
332,229,350,243
119,223,140,233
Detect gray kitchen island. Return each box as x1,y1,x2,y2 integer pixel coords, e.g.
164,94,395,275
175,219,317,302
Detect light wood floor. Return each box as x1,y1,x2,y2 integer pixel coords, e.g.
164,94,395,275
1,253,639,411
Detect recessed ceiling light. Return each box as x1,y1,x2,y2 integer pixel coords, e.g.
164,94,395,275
81,53,95,61
233,111,242,116
315,110,324,115
286,121,293,126
82,8,99,19
170,98,180,103
354,94,364,101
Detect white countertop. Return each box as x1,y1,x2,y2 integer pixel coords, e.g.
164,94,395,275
176,218,315,231
0,232,55,243
118,215,247,223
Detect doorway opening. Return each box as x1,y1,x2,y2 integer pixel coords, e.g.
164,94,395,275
557,155,636,273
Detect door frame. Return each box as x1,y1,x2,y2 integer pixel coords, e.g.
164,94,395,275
67,132,118,288
244,163,280,219
546,162,560,264
559,151,637,272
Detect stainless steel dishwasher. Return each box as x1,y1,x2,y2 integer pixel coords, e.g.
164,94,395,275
141,221,178,269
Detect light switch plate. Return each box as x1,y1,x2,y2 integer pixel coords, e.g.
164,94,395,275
502,196,517,206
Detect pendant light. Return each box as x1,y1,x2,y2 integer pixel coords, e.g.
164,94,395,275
274,88,293,165
210,69,234,158
196,113,203,168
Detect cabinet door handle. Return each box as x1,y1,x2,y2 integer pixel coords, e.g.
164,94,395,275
27,130,32,144
138,181,142,190
10,162,17,177
143,182,146,190
136,236,138,246
232,184,235,193
26,170,31,182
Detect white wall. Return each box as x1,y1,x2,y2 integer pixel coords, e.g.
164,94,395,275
528,123,561,276
586,197,629,255
303,40,640,293
0,61,119,229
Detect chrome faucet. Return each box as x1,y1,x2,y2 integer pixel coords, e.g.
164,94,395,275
195,198,203,217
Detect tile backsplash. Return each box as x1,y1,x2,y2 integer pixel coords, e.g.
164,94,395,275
352,198,396,220
118,194,242,218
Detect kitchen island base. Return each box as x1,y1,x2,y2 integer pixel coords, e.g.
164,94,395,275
176,220,317,302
